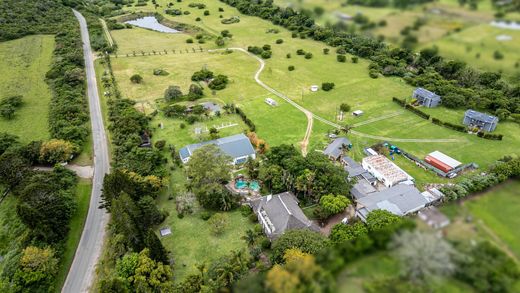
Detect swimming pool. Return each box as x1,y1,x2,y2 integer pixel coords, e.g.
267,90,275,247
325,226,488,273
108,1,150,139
235,180,260,191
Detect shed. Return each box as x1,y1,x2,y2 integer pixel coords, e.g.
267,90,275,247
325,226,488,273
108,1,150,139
412,88,441,108
425,151,462,173
463,109,499,132
265,98,278,106
310,85,319,92
352,110,364,116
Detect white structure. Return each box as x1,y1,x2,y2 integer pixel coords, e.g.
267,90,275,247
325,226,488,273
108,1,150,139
310,85,319,92
362,155,413,187
265,97,278,106
352,110,364,116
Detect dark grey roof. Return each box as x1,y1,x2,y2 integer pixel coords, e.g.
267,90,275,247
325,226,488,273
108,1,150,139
464,109,498,124
202,102,221,113
342,155,377,182
251,192,319,239
414,87,440,101
179,133,255,162
324,137,351,160
357,184,428,216
351,179,377,200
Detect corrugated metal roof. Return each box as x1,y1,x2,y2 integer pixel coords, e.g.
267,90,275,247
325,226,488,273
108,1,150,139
464,109,498,124
414,87,441,101
180,133,255,162
357,184,428,215
324,137,351,159
427,151,462,169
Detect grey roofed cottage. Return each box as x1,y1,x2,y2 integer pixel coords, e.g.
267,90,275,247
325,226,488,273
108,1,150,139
413,87,441,108
201,102,221,114
463,109,499,132
324,137,351,160
250,192,320,240
356,184,429,222
179,133,256,165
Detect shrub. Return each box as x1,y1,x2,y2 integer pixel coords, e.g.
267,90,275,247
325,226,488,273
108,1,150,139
208,74,229,90
204,10,210,16
392,97,406,106
288,65,295,71
337,54,346,62
240,205,253,216
199,211,211,221
351,56,359,63
153,69,169,76
260,237,271,249
219,7,224,12
40,139,76,164
369,70,379,79
154,140,166,150
304,52,313,59
286,53,291,58
291,32,297,38
323,48,330,54
276,39,283,44
322,82,335,91
186,38,194,43
208,213,229,236
249,213,258,223
404,104,430,120
195,17,201,21
261,50,272,59
164,85,183,102
262,44,271,51
296,49,305,55
493,50,504,60
130,74,143,84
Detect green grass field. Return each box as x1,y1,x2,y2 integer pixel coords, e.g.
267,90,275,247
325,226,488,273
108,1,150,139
156,172,254,281
0,35,54,141
0,193,26,274
465,180,520,259
54,179,92,292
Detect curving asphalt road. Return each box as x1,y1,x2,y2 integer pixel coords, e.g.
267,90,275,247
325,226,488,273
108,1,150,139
63,10,110,293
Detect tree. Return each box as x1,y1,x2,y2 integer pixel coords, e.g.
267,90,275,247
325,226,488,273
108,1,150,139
322,82,335,91
39,139,75,164
207,250,249,289
0,151,30,189
0,103,15,119
391,230,455,281
208,74,229,90
288,65,295,71
130,74,143,84
186,144,232,188
272,230,327,263
144,229,169,264
132,249,174,292
138,196,165,230
455,241,520,292
319,194,351,217
208,213,229,236
215,36,225,46
164,85,183,102
339,103,351,113
191,69,214,82
188,84,204,100
0,132,19,155
265,248,334,293
329,222,368,244
366,210,413,248
13,246,58,292
245,157,260,179
17,180,76,243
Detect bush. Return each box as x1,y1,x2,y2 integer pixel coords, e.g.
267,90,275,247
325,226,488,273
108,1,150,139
249,213,258,223
392,97,406,106
164,85,183,102
130,74,143,84
304,52,313,59
323,48,330,54
296,49,305,55
195,17,201,21
276,39,283,44
351,56,359,63
154,140,166,150
153,69,169,76
322,82,335,91
271,230,327,263
286,53,291,58
204,10,210,16
200,211,212,221
337,54,346,62
493,50,504,60
208,74,229,90
288,65,295,71
186,38,193,43
208,213,229,236
404,104,430,120
260,50,272,59
240,205,253,216
369,70,379,79
260,237,271,249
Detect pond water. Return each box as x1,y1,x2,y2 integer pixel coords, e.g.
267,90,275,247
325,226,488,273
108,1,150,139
490,20,520,30
125,16,179,33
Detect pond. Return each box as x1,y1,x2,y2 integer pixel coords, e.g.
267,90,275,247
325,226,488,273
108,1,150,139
125,16,179,33
490,20,520,30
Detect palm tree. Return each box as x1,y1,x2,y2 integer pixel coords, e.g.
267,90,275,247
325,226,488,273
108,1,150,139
340,124,352,134
241,229,256,247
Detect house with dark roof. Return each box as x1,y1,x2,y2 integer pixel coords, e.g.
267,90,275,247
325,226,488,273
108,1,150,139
355,184,429,222
323,137,351,160
413,88,441,108
463,109,499,132
179,133,256,165
250,192,320,240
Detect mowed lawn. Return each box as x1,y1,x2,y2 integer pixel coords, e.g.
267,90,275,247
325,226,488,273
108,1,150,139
465,180,520,259
156,177,254,281
0,35,54,141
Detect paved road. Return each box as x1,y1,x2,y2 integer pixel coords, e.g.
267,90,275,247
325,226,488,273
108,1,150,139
211,48,462,144
63,10,110,293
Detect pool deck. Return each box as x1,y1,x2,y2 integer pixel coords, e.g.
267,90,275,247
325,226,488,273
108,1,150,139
226,181,261,201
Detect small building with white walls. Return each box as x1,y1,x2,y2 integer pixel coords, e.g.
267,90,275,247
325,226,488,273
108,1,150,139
362,155,413,187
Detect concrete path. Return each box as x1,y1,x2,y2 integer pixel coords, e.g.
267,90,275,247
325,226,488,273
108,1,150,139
63,10,111,293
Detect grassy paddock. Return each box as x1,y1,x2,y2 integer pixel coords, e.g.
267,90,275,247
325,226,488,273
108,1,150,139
0,35,54,141
54,179,92,292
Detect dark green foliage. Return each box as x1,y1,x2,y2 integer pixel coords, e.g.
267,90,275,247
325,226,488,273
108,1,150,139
322,82,335,91
337,54,346,62
144,229,169,263
404,104,430,119
455,241,520,292
164,85,183,101
0,95,23,119
0,150,31,189
191,69,214,82
153,68,169,76
0,132,20,155
208,75,229,90
234,106,256,131
130,74,143,84
271,229,327,263
276,39,283,44
304,52,313,59
288,65,295,71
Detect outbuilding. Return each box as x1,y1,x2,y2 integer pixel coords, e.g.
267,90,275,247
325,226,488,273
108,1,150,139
412,88,441,108
463,109,499,132
352,110,364,117
424,151,462,173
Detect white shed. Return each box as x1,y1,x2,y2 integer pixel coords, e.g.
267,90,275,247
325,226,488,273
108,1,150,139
265,98,278,106
310,85,319,92
353,110,364,116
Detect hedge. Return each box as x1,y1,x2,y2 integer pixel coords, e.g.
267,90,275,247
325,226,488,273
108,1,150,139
404,104,430,120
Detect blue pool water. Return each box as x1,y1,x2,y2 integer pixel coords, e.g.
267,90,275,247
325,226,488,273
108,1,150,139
235,180,260,191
